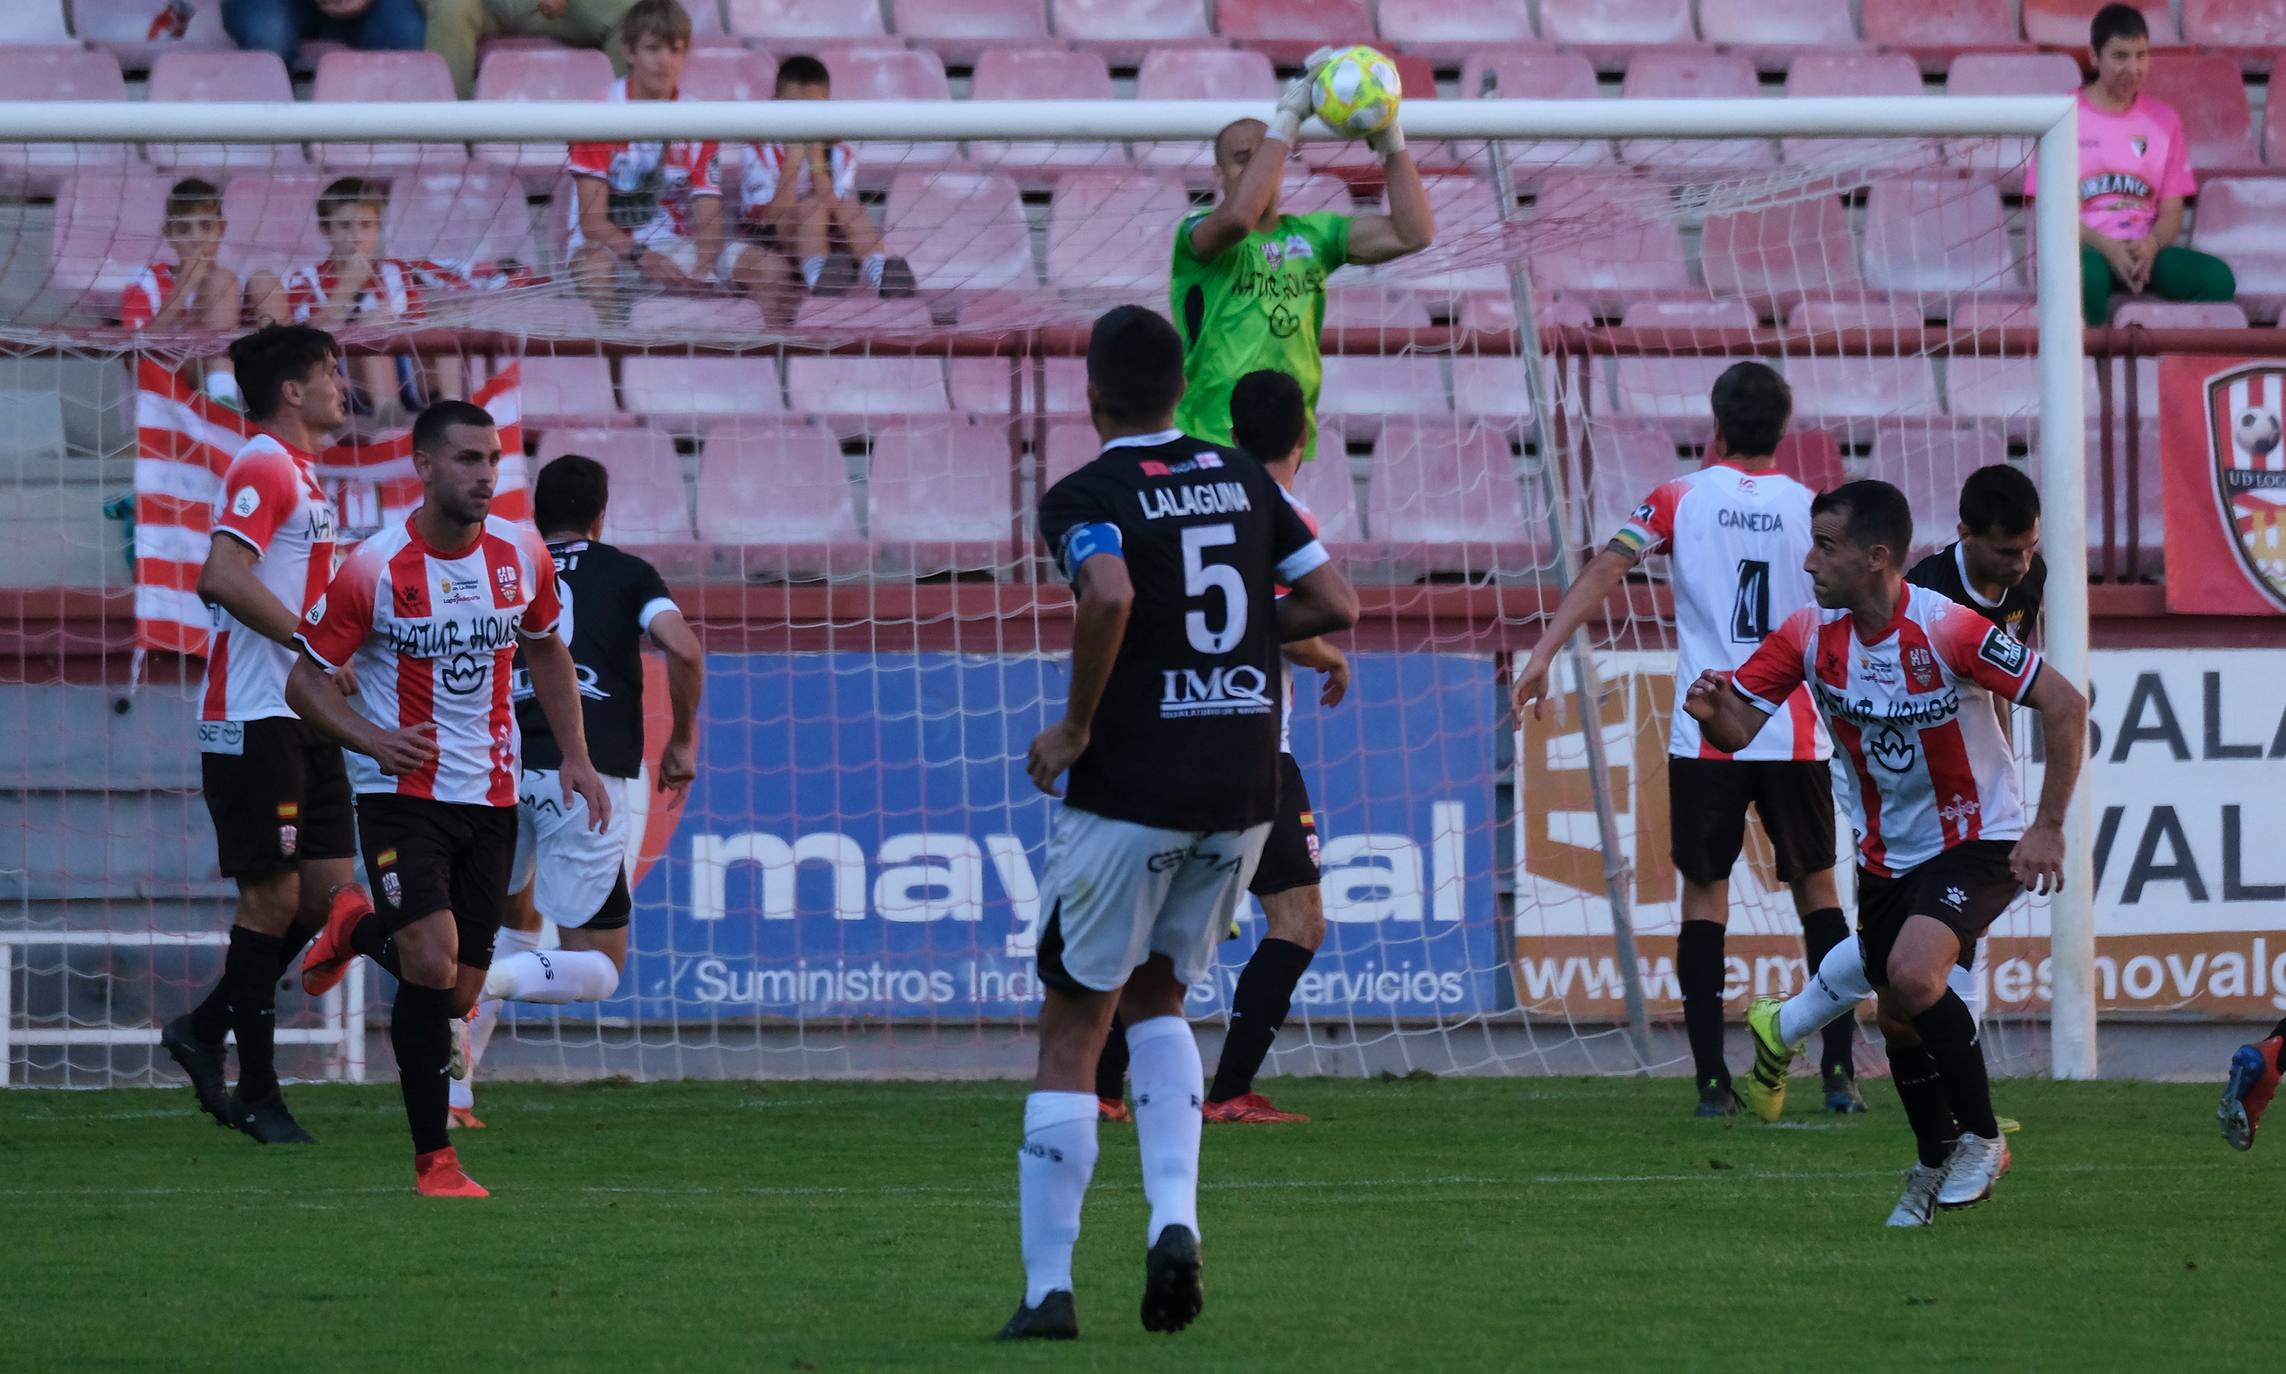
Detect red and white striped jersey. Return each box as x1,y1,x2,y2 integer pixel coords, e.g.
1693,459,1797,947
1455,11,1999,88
566,79,721,252
282,258,466,324
120,260,177,331
295,514,562,806
730,141,857,231
1733,586,2042,877
1612,462,1830,762
201,433,339,723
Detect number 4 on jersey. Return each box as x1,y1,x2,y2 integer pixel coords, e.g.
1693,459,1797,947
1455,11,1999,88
1731,559,1771,642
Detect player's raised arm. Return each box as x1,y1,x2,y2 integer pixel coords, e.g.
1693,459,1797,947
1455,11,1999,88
1343,139,1435,265
1186,70,1316,263
1509,543,1637,722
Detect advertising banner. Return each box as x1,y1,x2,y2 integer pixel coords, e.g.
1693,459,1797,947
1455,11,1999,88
2160,354,2286,615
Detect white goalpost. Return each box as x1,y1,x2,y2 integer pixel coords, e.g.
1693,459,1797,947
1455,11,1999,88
0,94,2096,1086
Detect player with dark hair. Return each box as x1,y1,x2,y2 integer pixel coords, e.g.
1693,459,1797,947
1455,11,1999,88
288,399,608,1197
1000,307,1357,1340
448,452,706,1129
122,177,243,406
160,324,363,1145
1513,361,1856,1117
1686,479,2088,1226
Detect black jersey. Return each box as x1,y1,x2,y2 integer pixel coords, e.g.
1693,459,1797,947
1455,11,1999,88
1037,429,1328,833
1907,542,2046,643
512,538,676,779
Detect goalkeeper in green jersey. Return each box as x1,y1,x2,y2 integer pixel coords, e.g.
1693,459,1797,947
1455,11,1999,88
1171,53,1437,462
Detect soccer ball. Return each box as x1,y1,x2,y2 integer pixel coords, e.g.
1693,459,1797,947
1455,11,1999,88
1312,45,1402,138
2235,407,2282,458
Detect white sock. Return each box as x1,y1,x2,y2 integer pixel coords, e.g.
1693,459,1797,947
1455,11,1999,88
449,1074,474,1111
1949,961,1982,1024
204,371,241,406
1018,1090,1098,1306
1126,1015,1204,1246
862,252,886,286
1779,936,1872,1047
482,947,619,1004
800,254,826,288
455,926,541,1105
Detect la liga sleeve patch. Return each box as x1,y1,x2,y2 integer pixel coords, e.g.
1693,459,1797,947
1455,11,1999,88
1977,625,2029,676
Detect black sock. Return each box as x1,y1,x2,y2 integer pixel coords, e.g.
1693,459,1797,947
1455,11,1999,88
275,920,317,987
218,927,289,1100
1676,920,1730,1089
349,912,403,980
1886,1042,1957,1168
1210,938,1316,1103
1799,907,1853,1077
185,974,232,1044
391,982,454,1155
1095,1015,1130,1101
1912,990,2000,1140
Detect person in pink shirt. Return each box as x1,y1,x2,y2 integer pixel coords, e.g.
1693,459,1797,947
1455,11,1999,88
2028,4,2236,325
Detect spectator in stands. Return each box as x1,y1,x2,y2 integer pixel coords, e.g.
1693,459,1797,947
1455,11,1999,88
565,0,760,324
725,54,915,320
425,0,643,100
2030,4,2237,325
122,178,244,410
245,176,464,427
222,0,425,71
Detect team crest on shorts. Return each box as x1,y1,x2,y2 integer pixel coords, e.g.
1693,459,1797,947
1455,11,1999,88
382,871,401,906
278,825,298,856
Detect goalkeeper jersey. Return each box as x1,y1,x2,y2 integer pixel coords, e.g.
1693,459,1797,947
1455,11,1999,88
1169,210,1349,462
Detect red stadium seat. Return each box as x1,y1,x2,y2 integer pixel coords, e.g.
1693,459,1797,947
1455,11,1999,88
969,48,1126,184
884,171,1036,292
219,173,331,282
1785,324,1943,438
1861,0,2017,48
1043,420,1099,488
1213,0,1374,62
1702,194,1859,314
536,426,693,545
0,2,72,43
1610,297,1759,441
1539,0,1694,46
1047,173,1191,295
1319,357,1450,442
1380,0,1537,64
1580,419,1689,548
77,0,237,63
518,357,627,429
787,357,952,436
790,297,938,332
1863,423,2014,556
627,296,768,334
725,0,886,41
696,420,868,580
2021,0,2177,46
1528,175,1692,314
312,51,469,176
681,48,777,101
0,50,129,197
2143,53,2257,171
2187,177,2286,321
1375,176,1508,294
1943,51,2085,177
1862,176,2022,302
681,0,729,36
827,47,962,181
1619,53,1775,172
867,419,1023,576
473,48,616,188
950,357,1087,415
892,0,1049,63
1323,287,1435,332
1698,0,1856,47
2085,416,2164,578
1458,49,1613,179
1783,53,1938,172
1051,0,1213,63
380,168,536,271
1291,453,1363,543
2184,0,2286,44
623,356,789,430
2110,300,2250,327
1363,420,1543,577
1941,298,2038,441
1135,48,1278,186
1772,427,1846,493
48,172,170,304
147,51,307,176
1452,357,1540,432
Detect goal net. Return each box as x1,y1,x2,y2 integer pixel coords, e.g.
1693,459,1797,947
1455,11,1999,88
0,94,2091,1089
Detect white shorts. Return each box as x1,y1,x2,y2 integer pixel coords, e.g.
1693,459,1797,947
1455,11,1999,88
509,769,634,928
1036,806,1272,993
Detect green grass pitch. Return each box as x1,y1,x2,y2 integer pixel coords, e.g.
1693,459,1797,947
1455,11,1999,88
2,1076,2275,1371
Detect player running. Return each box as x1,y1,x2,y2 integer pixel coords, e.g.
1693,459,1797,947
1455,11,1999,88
1512,363,1856,1117
161,325,363,1145
1743,464,2048,1120
287,400,609,1198
999,307,1357,1340
1684,479,2087,1226
449,453,705,1130
2221,1019,2286,1150
1173,56,1434,463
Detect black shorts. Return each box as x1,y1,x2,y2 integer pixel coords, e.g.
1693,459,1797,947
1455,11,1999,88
199,717,357,881
355,793,518,972
1249,753,1321,898
1856,839,2021,988
1667,757,1836,886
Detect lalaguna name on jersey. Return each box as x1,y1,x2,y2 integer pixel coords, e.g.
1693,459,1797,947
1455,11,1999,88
1137,481,1254,521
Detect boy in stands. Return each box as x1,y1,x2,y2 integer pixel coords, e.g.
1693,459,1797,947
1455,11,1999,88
725,53,914,315
245,176,465,427
122,177,243,408
2028,3,2236,325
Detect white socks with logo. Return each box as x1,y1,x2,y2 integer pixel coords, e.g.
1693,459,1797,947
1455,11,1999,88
1018,1090,1099,1306
482,947,619,1004
1779,935,1985,1048
1125,1015,1204,1246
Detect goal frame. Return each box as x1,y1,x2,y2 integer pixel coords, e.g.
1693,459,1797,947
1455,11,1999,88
0,94,2095,1079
